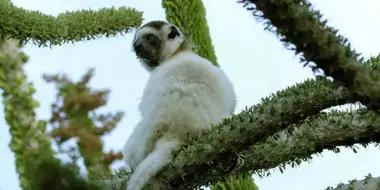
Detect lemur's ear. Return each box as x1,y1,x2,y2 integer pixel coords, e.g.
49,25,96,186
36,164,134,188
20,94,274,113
168,26,180,39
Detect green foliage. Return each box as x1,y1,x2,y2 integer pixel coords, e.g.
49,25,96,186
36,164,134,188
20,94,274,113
0,0,143,47
2,0,380,189
0,0,141,188
25,156,103,190
162,0,218,66
212,174,259,190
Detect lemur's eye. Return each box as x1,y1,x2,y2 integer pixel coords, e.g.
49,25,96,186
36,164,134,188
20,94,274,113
148,35,155,42
168,26,180,39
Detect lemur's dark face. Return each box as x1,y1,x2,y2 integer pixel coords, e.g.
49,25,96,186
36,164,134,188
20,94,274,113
132,21,183,68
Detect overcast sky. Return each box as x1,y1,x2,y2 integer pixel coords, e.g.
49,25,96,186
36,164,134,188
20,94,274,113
1,0,380,190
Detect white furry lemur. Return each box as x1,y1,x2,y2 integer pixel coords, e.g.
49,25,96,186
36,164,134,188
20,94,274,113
123,20,237,190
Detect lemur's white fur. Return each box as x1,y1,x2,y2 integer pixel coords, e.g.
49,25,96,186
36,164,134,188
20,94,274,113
123,21,237,190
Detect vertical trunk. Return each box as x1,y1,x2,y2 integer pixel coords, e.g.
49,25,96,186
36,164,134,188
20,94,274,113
162,0,258,189
0,37,58,190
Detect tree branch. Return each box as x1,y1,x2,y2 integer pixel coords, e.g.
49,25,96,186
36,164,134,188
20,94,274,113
94,78,357,189
238,0,380,111
0,1,143,47
223,109,380,177
96,103,380,190
153,108,380,189
154,78,355,189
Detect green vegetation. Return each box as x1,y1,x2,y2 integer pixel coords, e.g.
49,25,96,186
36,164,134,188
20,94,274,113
1,0,379,189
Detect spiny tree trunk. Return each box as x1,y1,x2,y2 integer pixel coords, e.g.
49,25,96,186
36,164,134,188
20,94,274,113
162,0,218,66
0,1,60,185
0,36,59,190
240,0,380,112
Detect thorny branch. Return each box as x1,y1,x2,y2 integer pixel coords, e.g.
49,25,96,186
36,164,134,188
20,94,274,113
239,0,380,112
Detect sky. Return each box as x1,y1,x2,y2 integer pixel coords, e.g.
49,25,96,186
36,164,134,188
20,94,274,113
1,0,380,190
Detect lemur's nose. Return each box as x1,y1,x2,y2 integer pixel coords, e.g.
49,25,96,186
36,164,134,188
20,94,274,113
134,44,143,54
134,42,152,60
